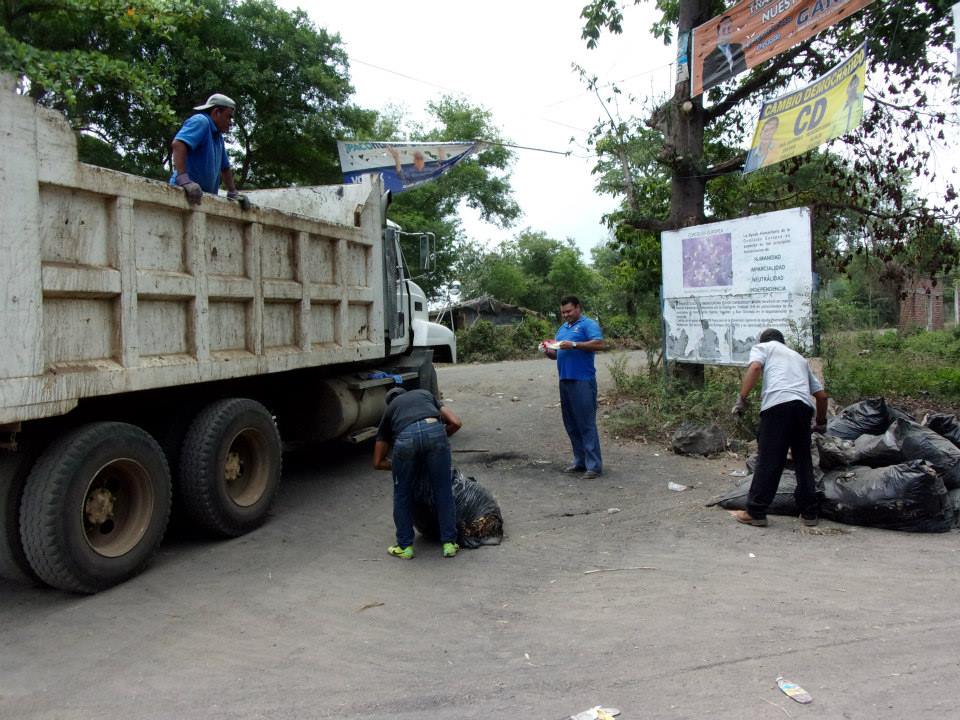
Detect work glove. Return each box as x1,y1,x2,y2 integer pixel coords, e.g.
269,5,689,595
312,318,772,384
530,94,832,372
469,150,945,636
175,173,203,205
731,395,748,416
227,190,251,211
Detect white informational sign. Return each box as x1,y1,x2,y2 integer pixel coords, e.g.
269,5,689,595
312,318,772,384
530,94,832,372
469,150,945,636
661,207,813,366
954,2,960,78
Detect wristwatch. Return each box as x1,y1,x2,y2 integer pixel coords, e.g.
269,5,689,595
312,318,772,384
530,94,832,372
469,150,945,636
572,342,578,349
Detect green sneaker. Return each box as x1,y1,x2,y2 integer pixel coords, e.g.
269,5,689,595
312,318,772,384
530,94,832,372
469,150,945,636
388,545,414,559
442,542,459,558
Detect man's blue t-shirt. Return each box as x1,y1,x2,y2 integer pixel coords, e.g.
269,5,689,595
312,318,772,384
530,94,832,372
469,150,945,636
555,316,603,380
169,113,229,193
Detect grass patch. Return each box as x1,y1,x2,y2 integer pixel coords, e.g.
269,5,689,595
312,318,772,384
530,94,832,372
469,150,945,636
605,356,755,443
823,328,960,408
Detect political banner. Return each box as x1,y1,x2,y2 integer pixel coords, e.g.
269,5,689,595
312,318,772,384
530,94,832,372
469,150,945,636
661,207,813,366
337,140,484,193
691,0,874,97
744,42,866,173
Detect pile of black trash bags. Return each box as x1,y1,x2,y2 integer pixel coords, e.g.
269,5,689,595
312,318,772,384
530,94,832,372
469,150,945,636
710,398,960,532
412,467,504,547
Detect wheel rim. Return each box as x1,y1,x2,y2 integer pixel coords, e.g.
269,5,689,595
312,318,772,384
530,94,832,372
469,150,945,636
82,459,155,558
223,429,269,507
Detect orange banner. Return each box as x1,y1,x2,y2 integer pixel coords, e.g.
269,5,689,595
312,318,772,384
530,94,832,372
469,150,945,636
691,0,875,97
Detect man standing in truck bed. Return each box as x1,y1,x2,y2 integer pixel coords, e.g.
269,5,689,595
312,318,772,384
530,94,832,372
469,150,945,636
169,93,248,209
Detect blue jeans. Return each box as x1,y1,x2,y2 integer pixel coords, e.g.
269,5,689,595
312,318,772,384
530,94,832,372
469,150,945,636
391,419,456,546
559,379,602,473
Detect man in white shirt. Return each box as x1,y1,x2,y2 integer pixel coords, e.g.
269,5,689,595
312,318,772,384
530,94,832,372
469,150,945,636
731,328,829,527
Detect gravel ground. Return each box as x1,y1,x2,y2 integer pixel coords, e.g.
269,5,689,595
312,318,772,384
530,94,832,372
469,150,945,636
2,351,959,719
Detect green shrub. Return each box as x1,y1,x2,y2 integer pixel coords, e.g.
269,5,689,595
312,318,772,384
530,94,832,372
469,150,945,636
822,328,960,406
456,317,554,363
606,355,752,442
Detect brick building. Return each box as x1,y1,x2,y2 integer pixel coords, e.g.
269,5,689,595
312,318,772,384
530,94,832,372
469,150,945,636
898,276,944,330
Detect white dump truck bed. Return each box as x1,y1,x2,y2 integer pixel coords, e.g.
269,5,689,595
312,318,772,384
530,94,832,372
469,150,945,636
0,81,390,425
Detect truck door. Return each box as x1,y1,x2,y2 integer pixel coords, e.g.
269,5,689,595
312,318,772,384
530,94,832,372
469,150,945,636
382,225,406,343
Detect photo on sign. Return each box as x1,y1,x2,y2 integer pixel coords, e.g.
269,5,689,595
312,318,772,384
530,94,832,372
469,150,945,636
682,233,733,287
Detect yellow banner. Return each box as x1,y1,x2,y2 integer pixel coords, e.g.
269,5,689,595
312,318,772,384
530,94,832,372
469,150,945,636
743,42,866,174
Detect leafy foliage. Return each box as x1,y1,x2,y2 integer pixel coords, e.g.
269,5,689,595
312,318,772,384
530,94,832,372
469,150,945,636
580,0,960,289
822,328,960,406
455,317,554,363
454,230,599,318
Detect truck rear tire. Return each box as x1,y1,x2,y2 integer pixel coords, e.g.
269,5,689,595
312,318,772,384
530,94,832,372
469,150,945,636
0,454,40,585
19,423,172,593
179,398,282,538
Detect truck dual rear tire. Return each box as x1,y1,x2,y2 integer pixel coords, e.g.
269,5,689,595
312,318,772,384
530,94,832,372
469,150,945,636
179,399,282,538
19,422,172,593
0,454,39,585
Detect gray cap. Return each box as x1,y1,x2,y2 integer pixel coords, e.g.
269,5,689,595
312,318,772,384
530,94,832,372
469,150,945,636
194,93,236,111
385,387,407,405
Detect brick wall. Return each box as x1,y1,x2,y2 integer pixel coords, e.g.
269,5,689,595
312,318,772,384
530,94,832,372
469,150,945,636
898,276,944,330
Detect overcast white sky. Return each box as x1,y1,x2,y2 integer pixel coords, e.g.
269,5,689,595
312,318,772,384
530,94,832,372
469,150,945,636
276,2,959,260
278,0,677,258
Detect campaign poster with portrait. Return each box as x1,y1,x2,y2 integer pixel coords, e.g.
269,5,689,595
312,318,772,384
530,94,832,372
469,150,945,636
337,140,484,193
661,208,813,366
691,0,874,97
744,43,867,174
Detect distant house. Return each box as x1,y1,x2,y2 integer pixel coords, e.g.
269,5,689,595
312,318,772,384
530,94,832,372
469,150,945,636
431,295,544,331
899,276,945,331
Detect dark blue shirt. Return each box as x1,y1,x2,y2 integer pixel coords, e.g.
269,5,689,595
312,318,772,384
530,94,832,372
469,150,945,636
376,389,443,441
169,113,229,193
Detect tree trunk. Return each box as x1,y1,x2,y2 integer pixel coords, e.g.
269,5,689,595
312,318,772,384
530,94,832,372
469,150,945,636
658,0,714,387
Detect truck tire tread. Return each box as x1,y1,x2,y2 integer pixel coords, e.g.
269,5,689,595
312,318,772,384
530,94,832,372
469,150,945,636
179,399,282,538
19,423,171,594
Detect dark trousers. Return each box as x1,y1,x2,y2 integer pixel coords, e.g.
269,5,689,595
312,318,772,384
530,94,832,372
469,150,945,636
391,419,456,546
747,400,818,520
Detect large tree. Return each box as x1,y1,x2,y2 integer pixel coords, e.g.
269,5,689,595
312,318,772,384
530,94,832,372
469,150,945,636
580,1,959,285
2,0,377,185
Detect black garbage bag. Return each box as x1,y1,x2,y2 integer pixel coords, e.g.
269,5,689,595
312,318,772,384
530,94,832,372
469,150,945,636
851,430,906,468
413,467,504,548
949,489,960,528
820,461,953,532
815,434,858,469
923,413,960,450
706,470,800,516
826,398,895,439
887,419,960,490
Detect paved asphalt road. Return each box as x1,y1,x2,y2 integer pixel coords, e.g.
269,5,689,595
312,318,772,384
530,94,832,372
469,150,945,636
3,352,959,719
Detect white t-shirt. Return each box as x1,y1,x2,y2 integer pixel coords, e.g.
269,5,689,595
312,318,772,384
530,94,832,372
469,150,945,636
748,341,824,412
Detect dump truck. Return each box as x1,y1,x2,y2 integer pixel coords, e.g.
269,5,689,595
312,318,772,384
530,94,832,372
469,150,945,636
0,78,456,593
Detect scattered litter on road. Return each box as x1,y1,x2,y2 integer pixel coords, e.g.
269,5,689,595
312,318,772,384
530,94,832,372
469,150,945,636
532,459,551,465
668,481,689,492
606,507,621,514
777,676,812,704
356,602,384,613
583,566,657,575
729,469,749,477
564,706,620,720
749,553,756,558
511,396,520,402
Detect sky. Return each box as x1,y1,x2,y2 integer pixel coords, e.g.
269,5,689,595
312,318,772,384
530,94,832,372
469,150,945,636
276,0,677,259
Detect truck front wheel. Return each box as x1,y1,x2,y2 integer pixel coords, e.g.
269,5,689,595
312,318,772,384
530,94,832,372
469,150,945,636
19,422,172,593
179,399,281,538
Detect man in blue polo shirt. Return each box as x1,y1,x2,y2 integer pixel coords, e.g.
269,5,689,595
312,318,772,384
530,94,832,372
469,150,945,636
169,93,249,209
542,295,604,478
